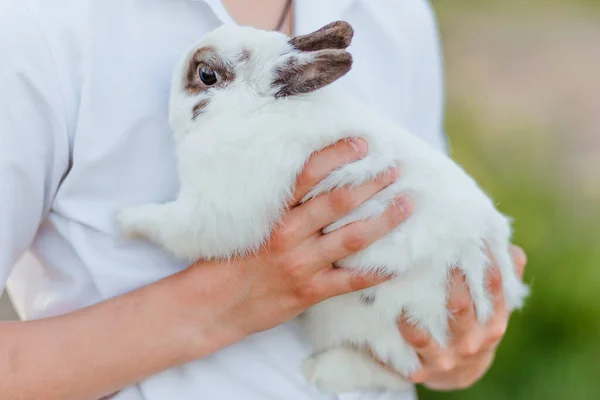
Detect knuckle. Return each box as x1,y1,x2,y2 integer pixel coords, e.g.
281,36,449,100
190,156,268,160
452,306,474,322
407,330,430,349
328,188,356,214
294,282,322,304
270,230,293,252
271,217,302,246
449,296,472,314
487,267,502,288
435,356,457,373
458,341,480,358
300,164,321,187
343,232,368,253
349,273,373,291
282,222,301,243
282,259,305,279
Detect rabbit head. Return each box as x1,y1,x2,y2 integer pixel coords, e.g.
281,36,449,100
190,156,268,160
169,21,354,136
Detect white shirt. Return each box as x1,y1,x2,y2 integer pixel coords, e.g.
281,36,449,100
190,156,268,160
0,0,446,399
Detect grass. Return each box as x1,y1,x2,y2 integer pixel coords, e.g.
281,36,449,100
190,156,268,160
417,107,600,400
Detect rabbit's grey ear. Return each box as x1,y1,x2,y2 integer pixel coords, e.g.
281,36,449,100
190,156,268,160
290,21,354,52
272,49,352,98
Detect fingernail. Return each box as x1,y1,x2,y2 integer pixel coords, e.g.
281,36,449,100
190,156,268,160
395,196,413,215
349,138,368,155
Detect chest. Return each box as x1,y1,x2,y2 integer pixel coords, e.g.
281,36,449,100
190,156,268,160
52,0,425,231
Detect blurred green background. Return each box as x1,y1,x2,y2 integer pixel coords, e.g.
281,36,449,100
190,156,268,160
1,0,598,398
419,0,600,399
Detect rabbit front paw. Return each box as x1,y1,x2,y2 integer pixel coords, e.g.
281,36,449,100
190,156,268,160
116,203,165,239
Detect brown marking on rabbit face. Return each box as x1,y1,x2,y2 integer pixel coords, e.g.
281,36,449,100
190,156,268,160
237,49,251,63
273,49,352,98
290,21,354,52
185,46,236,95
272,56,300,95
192,99,211,120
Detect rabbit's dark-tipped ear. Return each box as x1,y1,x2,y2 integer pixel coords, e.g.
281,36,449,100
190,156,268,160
290,21,354,52
272,49,352,98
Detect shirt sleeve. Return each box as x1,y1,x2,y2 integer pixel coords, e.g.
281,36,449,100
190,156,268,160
410,0,449,153
0,1,70,292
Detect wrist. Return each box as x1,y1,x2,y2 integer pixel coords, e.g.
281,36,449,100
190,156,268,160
170,261,248,360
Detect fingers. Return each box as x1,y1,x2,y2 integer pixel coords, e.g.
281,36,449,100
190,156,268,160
398,318,463,383
318,268,393,299
397,245,527,388
510,245,527,278
400,270,481,368
292,138,368,205
304,195,412,299
484,268,508,347
288,167,400,238
447,270,477,337
399,317,441,357
364,346,413,380
487,244,527,300
482,245,527,348
419,349,495,391
317,195,412,264
400,312,487,386
486,256,506,312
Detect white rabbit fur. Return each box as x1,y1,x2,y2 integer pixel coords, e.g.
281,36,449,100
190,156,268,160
117,22,529,393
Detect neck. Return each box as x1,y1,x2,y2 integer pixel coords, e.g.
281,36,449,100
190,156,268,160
221,0,294,35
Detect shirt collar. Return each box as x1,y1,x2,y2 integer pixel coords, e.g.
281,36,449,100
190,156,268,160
190,0,235,25
187,0,357,34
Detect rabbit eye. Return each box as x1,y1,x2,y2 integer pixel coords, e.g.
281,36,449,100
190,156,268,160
199,66,218,86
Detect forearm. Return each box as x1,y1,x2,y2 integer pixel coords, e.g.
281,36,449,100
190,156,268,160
0,266,237,400
0,140,406,399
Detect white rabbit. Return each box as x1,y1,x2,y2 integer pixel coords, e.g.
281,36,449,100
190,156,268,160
117,21,529,394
